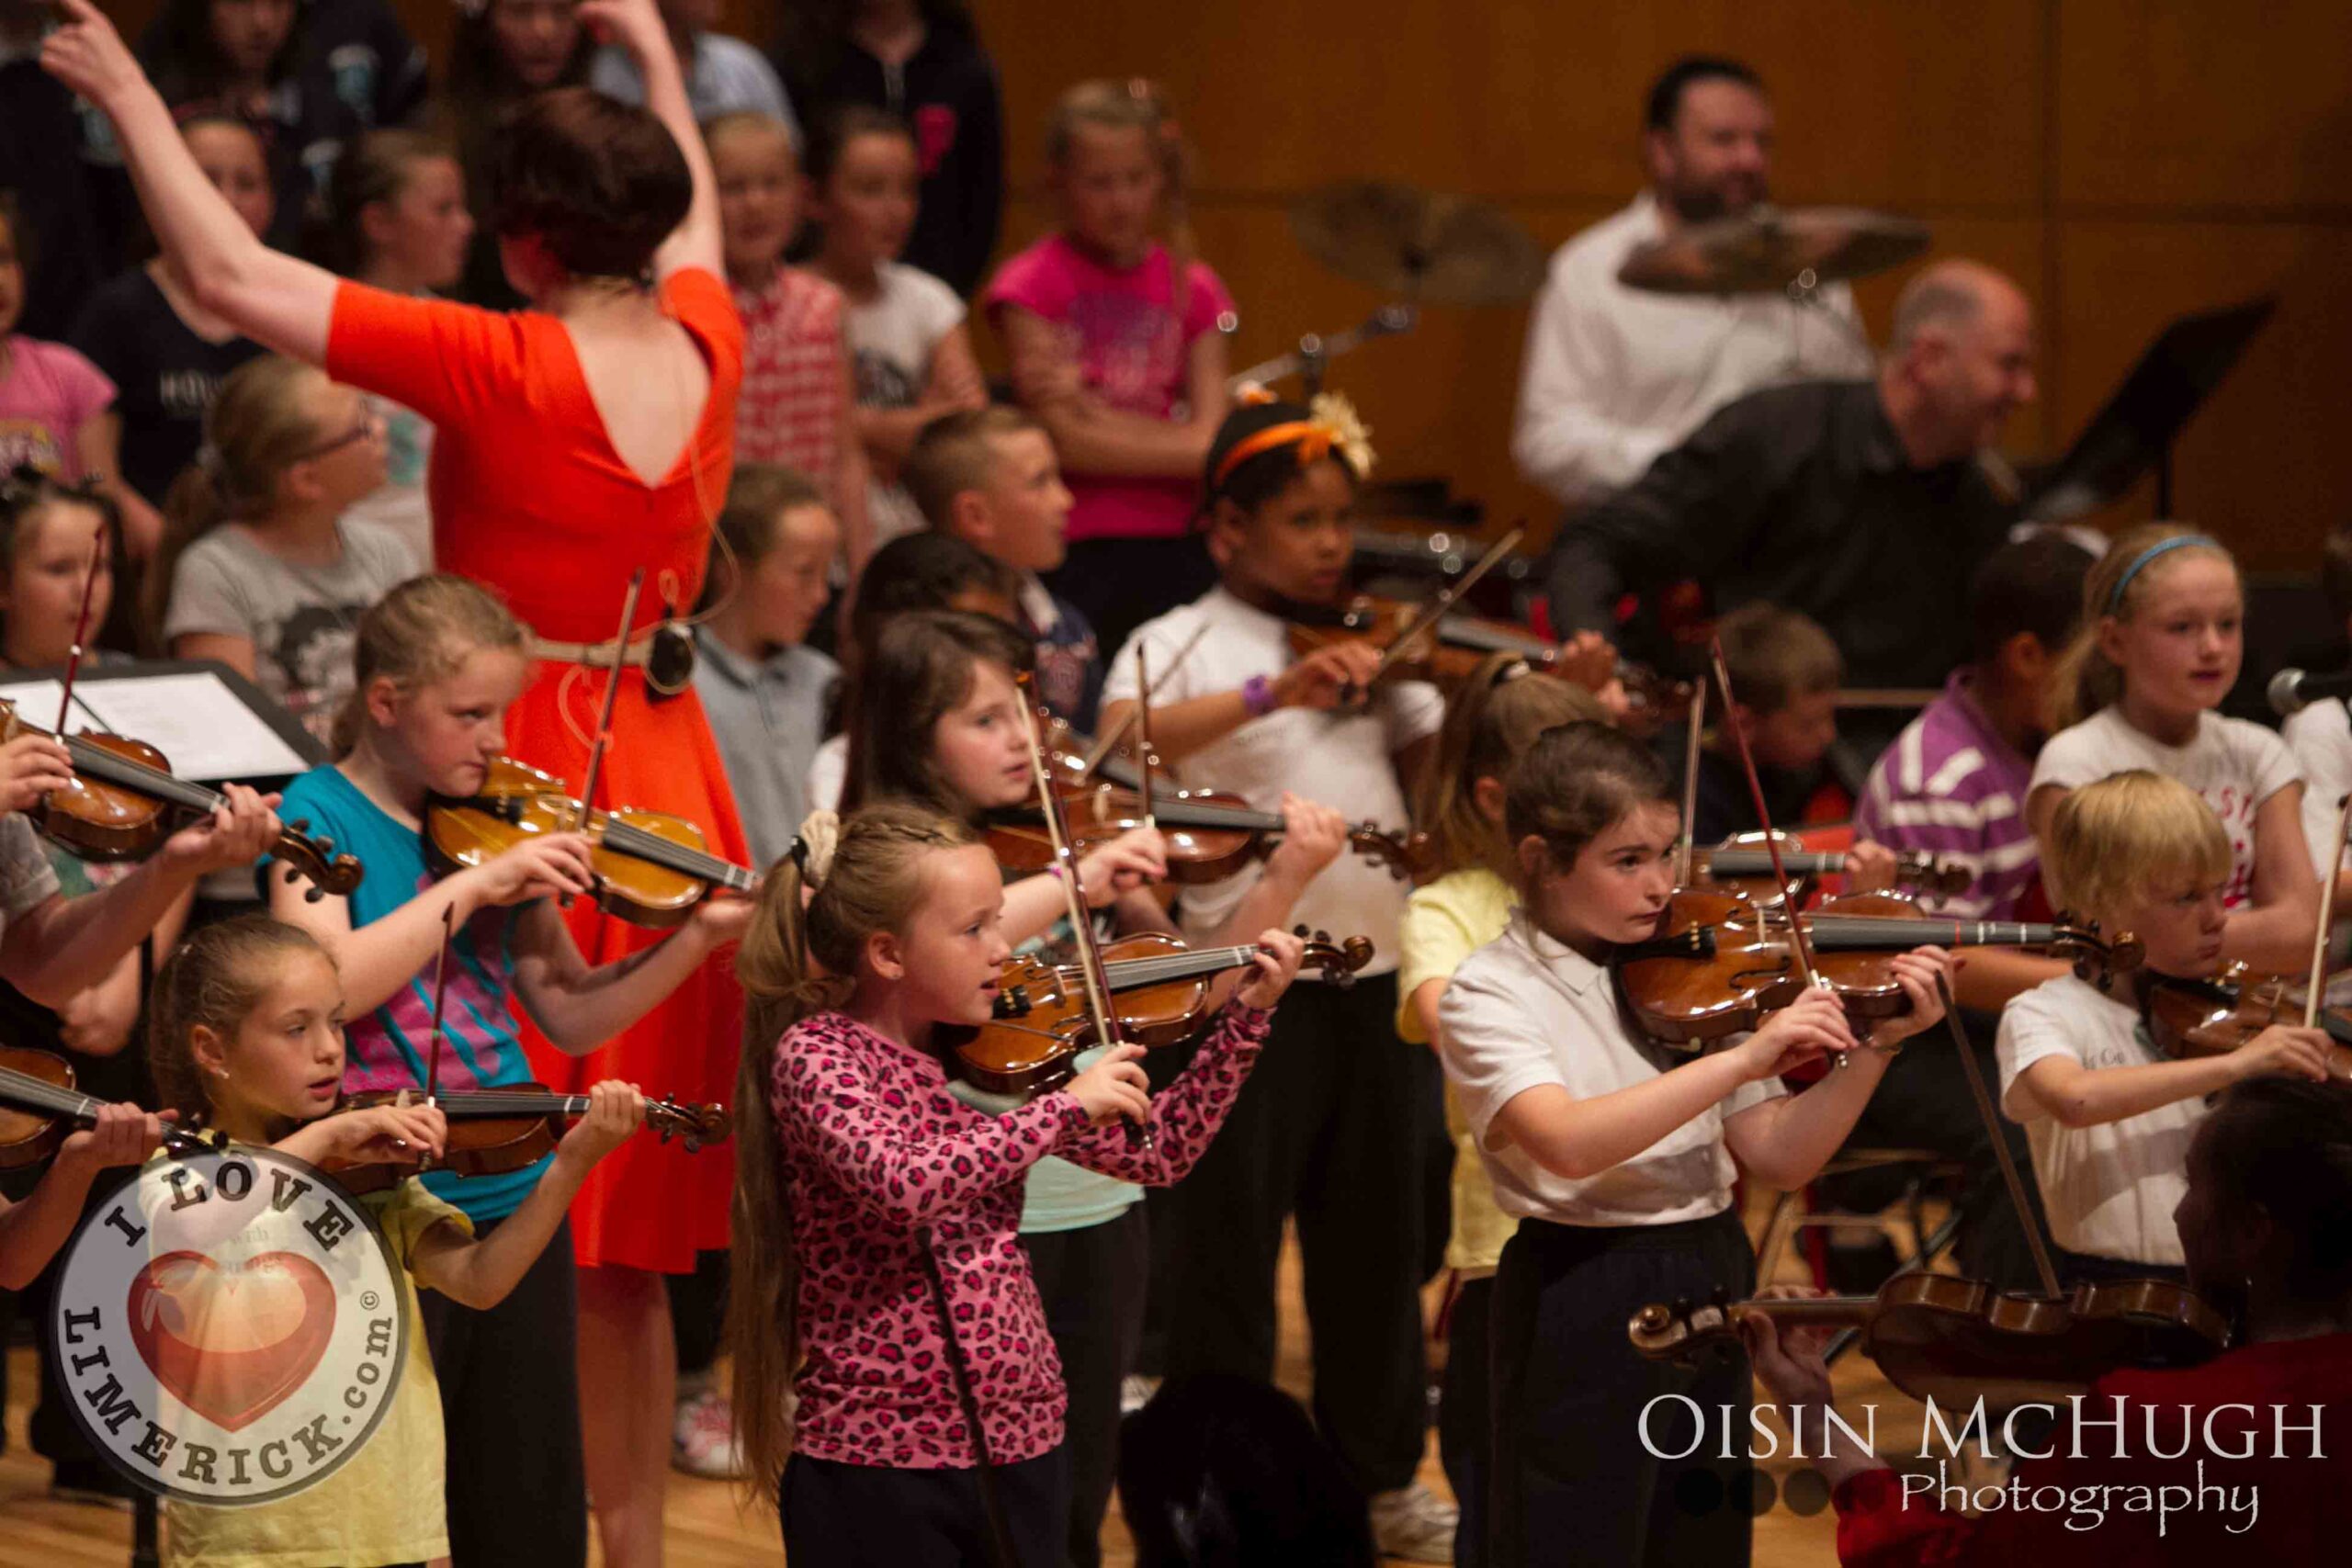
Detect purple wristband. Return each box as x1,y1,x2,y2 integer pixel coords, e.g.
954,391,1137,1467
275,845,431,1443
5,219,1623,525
1242,673,1276,716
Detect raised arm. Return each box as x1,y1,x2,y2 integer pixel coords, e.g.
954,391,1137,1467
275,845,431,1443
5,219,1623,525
41,0,335,363
581,0,722,280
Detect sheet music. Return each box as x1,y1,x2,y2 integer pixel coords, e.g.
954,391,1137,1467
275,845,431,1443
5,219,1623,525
0,679,106,736
72,673,309,781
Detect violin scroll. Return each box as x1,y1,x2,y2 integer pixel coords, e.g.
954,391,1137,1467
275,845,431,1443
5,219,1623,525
1294,927,1378,987
644,1096,730,1153
276,818,364,901
2047,917,2143,983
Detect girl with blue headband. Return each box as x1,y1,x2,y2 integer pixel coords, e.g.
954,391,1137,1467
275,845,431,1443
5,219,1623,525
2028,524,2320,973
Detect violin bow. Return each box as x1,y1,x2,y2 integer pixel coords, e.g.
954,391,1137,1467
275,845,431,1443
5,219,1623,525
1343,523,1526,701
53,514,105,735
424,904,454,1108
1081,623,1207,776
1704,634,1824,992
1013,672,1150,1149
2306,791,2352,1029
567,570,645,906
1675,676,1706,887
1135,647,1157,834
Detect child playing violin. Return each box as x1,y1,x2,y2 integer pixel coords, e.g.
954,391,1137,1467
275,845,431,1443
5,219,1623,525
1437,722,1951,1568
1397,649,1605,1568
842,605,1345,1565
264,574,753,1566
1747,1075,2352,1562
1999,769,2335,1288
726,803,1306,1565
147,915,645,1568
1097,394,1454,1555
0,1103,167,1289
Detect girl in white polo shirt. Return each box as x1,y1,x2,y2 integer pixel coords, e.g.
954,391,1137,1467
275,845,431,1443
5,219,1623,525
1999,770,2335,1287
1439,722,1951,1568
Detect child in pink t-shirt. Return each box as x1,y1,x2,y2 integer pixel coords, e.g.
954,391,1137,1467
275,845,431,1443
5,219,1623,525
0,202,118,484
985,79,1234,659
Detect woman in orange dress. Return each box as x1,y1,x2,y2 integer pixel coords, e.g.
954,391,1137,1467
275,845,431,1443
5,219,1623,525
47,3,740,1562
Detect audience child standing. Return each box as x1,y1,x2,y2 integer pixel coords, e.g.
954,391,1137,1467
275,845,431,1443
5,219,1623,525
807,107,987,547
709,110,876,573
987,79,1233,659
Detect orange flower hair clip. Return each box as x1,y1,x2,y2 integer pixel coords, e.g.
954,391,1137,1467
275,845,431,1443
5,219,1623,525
1209,392,1377,491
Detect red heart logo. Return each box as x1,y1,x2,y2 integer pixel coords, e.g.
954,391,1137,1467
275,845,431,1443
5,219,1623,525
126,1251,337,1432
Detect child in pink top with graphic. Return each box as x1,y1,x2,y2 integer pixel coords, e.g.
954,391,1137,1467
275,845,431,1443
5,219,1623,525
985,79,1233,660
0,202,121,491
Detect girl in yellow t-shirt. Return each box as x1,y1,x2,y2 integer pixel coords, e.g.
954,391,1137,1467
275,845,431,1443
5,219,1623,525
145,917,643,1568
1397,653,1603,1568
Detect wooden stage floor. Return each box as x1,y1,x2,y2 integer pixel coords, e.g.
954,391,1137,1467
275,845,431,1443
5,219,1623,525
2,1190,1937,1566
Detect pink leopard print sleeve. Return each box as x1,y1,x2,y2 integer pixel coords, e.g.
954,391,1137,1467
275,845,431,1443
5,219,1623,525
1055,1000,1273,1182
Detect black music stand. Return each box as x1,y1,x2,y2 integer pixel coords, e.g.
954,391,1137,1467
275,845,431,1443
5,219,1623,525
2022,297,2276,524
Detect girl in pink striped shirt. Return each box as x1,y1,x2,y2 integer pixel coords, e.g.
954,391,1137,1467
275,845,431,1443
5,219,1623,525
725,802,1304,1565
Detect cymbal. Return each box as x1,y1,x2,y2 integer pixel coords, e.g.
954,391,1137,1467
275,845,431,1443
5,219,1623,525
1290,181,1546,307
1616,205,1930,296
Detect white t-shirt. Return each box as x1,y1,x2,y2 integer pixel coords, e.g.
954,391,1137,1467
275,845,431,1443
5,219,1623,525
1438,913,1783,1227
1102,588,1442,978
805,733,847,815
2284,700,2352,878
847,262,966,547
1996,973,2203,1266
2030,706,2302,908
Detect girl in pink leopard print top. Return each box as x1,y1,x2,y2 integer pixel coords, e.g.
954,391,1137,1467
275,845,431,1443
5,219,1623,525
723,802,1306,1564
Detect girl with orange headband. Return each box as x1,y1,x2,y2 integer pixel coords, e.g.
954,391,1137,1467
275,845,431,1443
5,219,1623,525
1095,394,1464,1562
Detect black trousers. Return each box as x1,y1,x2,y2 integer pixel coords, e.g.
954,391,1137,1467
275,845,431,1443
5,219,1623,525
667,1246,730,1378
1440,1275,1497,1568
1023,1204,1148,1568
416,1214,588,1568
1044,535,1217,671
780,1446,1069,1568
1490,1210,1755,1568
1159,975,1433,1494
1826,1008,2052,1291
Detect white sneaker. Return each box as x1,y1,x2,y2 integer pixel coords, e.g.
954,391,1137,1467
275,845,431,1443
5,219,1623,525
1369,1483,1457,1564
1120,1373,1161,1416
671,1386,744,1480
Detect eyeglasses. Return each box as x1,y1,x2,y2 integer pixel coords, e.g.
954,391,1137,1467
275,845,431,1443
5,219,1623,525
300,410,385,460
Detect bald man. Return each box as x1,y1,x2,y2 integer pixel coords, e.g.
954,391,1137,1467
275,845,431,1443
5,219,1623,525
1544,258,2036,716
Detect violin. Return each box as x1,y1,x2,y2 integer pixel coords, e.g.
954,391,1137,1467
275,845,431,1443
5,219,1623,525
1616,888,2143,1048
0,1044,219,1168
1689,830,1971,908
1283,595,1690,726
322,1084,730,1195
989,781,1430,886
1629,1275,2231,1412
0,699,361,900
948,928,1375,1097
2142,967,2352,1079
425,757,757,929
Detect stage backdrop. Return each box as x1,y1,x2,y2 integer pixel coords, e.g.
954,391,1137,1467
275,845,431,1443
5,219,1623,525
97,0,2352,570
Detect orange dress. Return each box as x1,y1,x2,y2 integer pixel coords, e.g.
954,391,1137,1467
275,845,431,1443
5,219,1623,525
326,270,746,1273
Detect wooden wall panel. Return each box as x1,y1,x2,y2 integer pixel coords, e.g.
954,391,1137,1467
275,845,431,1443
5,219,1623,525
2055,0,2352,211
81,0,2352,571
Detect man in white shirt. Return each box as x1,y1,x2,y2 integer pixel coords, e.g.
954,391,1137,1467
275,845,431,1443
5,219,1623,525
1511,56,1872,508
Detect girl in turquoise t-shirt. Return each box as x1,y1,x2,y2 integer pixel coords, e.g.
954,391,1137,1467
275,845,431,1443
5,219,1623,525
266,572,752,1566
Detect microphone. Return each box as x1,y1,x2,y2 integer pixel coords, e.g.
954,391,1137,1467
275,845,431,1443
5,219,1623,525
2266,667,2352,717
